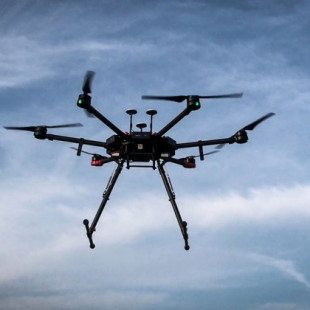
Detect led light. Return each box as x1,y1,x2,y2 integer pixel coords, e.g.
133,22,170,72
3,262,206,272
78,99,83,105
195,102,200,107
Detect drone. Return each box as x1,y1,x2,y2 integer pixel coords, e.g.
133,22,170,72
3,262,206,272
4,71,275,251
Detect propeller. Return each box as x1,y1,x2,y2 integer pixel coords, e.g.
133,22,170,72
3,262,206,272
142,93,243,103
240,112,275,131
70,147,103,157
78,71,96,118
215,143,226,150
216,112,275,148
82,71,95,95
4,123,83,132
192,150,219,158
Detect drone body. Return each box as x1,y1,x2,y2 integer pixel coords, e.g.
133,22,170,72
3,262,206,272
4,71,275,251
105,130,177,169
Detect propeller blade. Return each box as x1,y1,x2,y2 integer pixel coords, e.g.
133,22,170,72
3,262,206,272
215,144,225,150
84,110,95,118
142,95,186,102
70,147,98,156
70,147,104,158
241,112,275,131
142,93,243,103
47,123,83,129
193,150,219,158
4,123,83,132
82,70,95,94
4,126,36,132
199,93,243,99
203,150,219,156
215,112,275,148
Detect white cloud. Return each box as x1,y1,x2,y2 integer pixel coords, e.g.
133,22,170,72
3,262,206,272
68,183,310,249
249,253,310,289
255,303,308,310
0,36,54,88
1,176,309,284
0,35,152,89
182,184,310,228
1,289,168,310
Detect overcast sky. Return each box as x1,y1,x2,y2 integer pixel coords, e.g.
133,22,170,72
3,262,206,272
0,1,310,309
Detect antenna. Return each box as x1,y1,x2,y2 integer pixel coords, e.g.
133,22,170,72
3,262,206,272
126,109,137,133
136,123,147,132
146,109,157,134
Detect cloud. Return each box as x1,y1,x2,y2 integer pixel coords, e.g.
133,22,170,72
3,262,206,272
0,1,309,309
0,36,55,88
183,183,310,228
0,35,153,89
249,253,310,289
1,288,168,310
1,175,309,282
59,182,310,247
255,302,309,310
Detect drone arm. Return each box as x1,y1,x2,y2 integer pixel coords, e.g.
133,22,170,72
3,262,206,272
176,112,275,150
96,156,117,165
85,105,126,138
45,133,107,148
156,106,192,137
163,157,184,166
176,137,234,149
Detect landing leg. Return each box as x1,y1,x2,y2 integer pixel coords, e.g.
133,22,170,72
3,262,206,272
83,160,125,249
157,160,190,250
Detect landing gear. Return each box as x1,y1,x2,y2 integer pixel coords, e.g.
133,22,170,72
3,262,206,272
183,221,190,251
158,160,190,251
83,160,125,249
83,158,190,251
83,219,95,249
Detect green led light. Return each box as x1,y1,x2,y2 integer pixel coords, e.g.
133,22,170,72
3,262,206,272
78,99,83,104
195,102,200,106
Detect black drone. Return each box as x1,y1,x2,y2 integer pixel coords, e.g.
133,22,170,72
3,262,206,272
4,71,275,251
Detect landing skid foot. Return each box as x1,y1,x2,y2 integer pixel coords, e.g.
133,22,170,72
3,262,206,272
183,221,190,251
83,219,95,249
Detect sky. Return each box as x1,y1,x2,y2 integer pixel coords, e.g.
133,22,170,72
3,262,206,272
0,0,310,309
